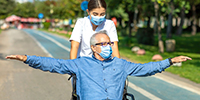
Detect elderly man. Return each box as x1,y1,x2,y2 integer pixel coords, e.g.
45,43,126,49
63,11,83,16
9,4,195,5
6,30,191,100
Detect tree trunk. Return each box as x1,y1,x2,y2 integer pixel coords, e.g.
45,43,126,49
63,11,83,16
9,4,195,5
191,4,197,35
154,2,164,53
176,7,185,35
119,15,122,26
147,16,151,28
128,12,134,37
133,8,138,32
166,0,174,39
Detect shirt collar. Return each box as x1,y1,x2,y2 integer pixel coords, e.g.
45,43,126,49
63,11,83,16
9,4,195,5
92,55,113,62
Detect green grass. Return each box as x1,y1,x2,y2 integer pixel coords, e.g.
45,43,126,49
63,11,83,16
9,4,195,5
119,33,200,83
40,28,200,83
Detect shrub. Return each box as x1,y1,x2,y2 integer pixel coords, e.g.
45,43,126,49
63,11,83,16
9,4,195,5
43,22,51,29
136,28,154,45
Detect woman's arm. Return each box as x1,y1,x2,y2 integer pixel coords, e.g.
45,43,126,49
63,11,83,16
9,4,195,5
70,40,80,59
112,41,120,58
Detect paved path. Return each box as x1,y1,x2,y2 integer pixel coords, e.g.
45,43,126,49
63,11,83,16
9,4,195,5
0,29,72,100
1,29,200,100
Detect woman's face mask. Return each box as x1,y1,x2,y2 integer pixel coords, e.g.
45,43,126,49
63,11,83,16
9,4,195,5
91,15,106,26
88,7,106,25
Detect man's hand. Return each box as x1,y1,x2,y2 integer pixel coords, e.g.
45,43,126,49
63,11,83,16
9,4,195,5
171,56,192,63
5,55,27,62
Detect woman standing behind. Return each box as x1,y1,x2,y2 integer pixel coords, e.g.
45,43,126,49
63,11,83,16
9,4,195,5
70,0,120,59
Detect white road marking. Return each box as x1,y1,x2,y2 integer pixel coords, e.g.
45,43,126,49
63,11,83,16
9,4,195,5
154,74,200,95
25,31,53,57
35,31,71,52
127,80,162,100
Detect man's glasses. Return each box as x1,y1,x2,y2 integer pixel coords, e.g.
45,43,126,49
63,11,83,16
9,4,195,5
95,42,114,46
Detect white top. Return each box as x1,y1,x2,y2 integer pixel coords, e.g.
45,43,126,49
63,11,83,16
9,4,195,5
69,16,118,58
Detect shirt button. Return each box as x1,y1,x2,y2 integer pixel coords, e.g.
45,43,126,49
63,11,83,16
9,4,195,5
105,88,107,92
103,68,105,70
104,79,106,81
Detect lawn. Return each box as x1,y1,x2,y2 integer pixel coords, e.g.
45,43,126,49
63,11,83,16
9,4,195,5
118,33,200,83
40,28,200,84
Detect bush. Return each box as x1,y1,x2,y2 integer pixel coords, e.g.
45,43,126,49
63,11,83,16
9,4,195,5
136,28,154,45
43,22,51,29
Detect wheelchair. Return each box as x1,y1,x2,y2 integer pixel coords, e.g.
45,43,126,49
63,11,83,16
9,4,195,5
68,73,135,100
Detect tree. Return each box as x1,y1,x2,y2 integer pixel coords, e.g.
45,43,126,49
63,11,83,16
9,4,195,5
166,0,174,39
152,0,171,53
175,1,190,35
107,0,137,36
0,0,16,19
187,0,200,35
139,0,155,28
13,2,36,18
154,1,164,53
55,0,83,19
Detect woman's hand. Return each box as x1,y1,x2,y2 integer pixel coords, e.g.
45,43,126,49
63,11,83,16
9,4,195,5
5,55,27,62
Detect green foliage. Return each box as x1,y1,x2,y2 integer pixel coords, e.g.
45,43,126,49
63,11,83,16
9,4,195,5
1,0,83,19
187,0,200,5
13,2,36,17
0,0,16,19
174,0,190,14
43,22,51,29
54,0,83,19
151,0,170,6
136,28,154,45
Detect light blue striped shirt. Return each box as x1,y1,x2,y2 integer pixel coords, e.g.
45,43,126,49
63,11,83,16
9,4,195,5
25,55,171,100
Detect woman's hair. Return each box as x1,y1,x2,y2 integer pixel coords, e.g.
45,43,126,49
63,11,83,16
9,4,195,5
88,0,107,11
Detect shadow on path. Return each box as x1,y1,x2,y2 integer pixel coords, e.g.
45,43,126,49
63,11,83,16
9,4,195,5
0,53,7,60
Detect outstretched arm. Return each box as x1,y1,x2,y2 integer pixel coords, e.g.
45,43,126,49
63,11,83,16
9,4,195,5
6,55,78,75
125,56,192,76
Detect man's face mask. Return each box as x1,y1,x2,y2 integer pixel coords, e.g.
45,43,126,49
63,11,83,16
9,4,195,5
98,45,113,59
91,15,106,26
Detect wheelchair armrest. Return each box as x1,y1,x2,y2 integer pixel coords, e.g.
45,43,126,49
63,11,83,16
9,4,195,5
124,93,135,100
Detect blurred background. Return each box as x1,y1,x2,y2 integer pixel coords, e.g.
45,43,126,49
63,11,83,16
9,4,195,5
0,0,200,84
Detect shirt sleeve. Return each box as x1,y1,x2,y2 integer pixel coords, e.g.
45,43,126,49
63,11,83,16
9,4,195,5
124,59,171,76
108,21,118,42
69,18,84,43
24,55,78,75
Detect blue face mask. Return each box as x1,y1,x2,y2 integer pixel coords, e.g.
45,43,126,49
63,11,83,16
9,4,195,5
91,15,106,25
98,45,113,59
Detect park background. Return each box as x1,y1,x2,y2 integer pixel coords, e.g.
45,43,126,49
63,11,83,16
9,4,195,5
0,0,200,84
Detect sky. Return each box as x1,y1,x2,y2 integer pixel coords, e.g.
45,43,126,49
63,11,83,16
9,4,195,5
16,0,46,3
15,0,33,3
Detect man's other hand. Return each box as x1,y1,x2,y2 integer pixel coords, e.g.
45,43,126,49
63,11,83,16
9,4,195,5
6,55,27,62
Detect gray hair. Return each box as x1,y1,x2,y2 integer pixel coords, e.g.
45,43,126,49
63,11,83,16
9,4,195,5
90,30,109,46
